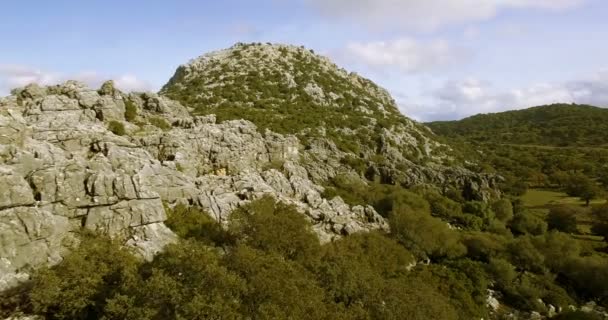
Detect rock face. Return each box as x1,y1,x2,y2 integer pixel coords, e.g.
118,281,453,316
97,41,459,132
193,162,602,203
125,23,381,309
0,81,387,292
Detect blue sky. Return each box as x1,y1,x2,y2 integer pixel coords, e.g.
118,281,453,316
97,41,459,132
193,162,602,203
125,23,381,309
1,0,607,121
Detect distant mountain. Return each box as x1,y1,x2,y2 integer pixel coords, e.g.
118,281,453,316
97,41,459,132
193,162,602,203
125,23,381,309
427,104,608,147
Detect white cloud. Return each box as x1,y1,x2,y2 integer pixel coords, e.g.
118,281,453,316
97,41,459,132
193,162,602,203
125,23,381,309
337,38,466,74
0,65,152,96
305,0,586,31
398,71,608,121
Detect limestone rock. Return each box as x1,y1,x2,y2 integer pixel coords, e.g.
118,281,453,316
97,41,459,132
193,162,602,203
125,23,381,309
0,81,388,292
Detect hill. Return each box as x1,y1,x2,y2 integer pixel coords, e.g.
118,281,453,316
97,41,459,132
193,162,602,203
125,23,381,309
428,104,608,147
160,42,499,198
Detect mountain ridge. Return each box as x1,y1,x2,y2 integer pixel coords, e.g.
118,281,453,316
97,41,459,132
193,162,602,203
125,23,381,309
427,103,608,147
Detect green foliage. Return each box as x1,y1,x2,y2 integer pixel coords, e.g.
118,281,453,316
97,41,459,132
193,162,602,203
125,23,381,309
223,245,328,320
109,240,245,320
124,99,137,122
389,202,466,260
29,233,140,320
108,120,126,136
229,195,321,263
164,203,235,247
553,311,603,320
12,190,608,319
148,116,171,131
547,206,580,233
564,174,603,205
408,261,489,319
510,210,548,235
492,198,514,223
428,104,608,147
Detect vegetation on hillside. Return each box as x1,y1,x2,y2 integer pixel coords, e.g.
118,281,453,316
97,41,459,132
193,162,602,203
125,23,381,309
161,43,446,163
428,104,608,147
3,192,608,319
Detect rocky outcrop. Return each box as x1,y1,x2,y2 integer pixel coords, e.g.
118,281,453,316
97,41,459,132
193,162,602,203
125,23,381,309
0,81,388,292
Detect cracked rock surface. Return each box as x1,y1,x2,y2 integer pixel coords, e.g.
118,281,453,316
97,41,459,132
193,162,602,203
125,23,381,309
0,81,389,291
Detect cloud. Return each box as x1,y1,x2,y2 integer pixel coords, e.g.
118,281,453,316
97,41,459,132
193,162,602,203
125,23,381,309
228,23,261,37
305,0,586,31
0,64,152,96
336,38,467,74
398,71,608,121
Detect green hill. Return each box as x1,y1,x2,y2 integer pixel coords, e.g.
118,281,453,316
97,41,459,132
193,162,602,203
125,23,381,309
428,104,608,147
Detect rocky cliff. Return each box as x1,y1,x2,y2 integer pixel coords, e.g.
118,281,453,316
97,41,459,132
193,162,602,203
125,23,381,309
0,43,499,292
0,81,387,291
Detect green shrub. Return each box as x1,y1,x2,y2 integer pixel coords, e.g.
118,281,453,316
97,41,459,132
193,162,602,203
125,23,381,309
547,206,581,233
29,233,140,319
165,203,235,247
223,245,329,320
107,240,245,320
510,211,547,235
229,196,321,263
149,116,172,131
389,203,466,260
108,120,126,136
124,99,137,122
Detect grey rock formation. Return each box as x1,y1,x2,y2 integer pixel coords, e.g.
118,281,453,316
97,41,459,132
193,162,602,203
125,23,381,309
0,81,388,291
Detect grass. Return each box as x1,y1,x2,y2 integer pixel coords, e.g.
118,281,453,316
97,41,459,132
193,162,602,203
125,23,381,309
522,188,605,209
521,188,607,242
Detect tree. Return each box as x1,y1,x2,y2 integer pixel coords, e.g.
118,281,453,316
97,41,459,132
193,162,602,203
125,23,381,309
389,203,466,260
223,245,329,320
229,196,321,263
564,174,602,206
591,205,608,241
492,199,514,223
547,206,580,234
106,240,245,320
29,234,141,320
509,211,547,236
579,182,602,206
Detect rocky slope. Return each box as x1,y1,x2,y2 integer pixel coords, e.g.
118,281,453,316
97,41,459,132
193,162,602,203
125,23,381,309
161,43,500,194
0,81,387,291
0,43,499,292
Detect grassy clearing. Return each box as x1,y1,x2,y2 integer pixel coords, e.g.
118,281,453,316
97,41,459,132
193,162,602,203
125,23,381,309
522,188,605,209
522,188,607,240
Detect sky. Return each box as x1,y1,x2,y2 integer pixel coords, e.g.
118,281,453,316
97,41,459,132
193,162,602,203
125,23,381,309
1,0,607,121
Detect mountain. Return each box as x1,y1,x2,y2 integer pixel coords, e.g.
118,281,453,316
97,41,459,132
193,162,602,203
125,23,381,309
427,104,608,147
161,42,498,192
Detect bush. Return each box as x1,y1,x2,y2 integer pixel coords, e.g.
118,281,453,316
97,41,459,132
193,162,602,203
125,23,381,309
149,116,172,131
229,196,321,263
165,203,235,247
124,99,137,122
510,211,547,235
107,240,245,320
29,233,140,319
108,120,126,136
223,245,329,320
547,206,580,233
389,203,466,260
492,199,514,223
